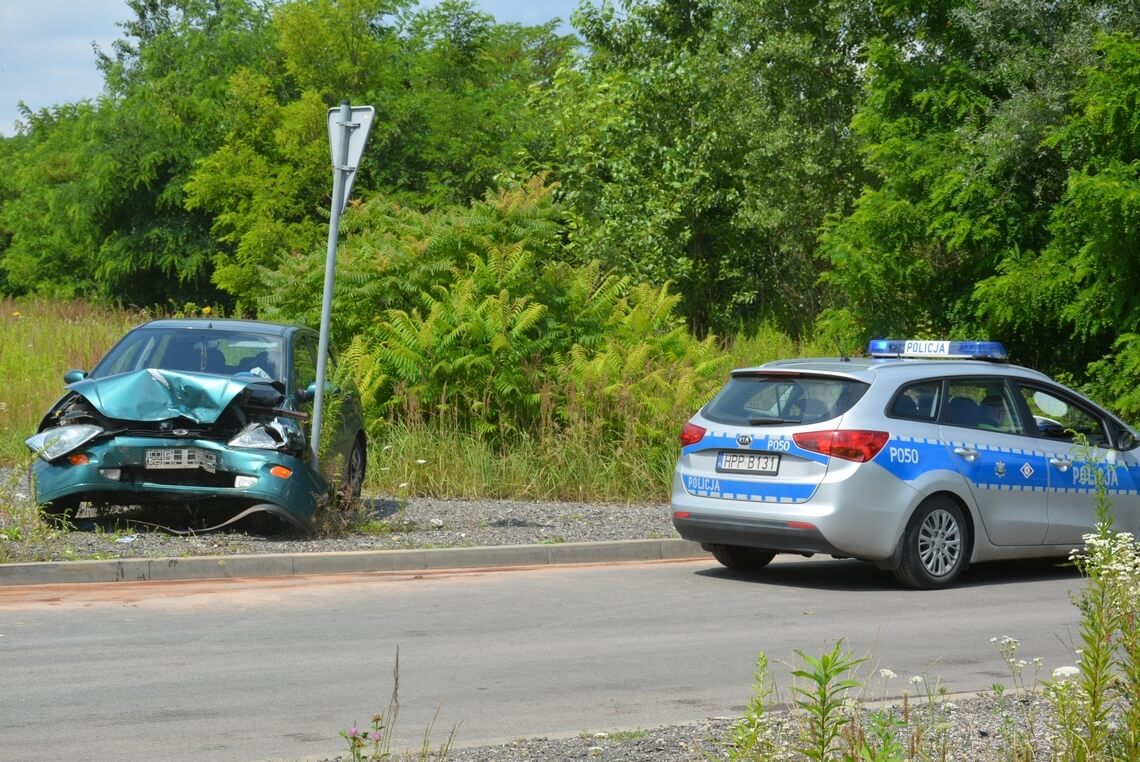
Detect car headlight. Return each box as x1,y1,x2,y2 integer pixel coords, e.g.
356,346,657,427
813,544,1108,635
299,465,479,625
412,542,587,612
229,422,286,450
26,424,103,462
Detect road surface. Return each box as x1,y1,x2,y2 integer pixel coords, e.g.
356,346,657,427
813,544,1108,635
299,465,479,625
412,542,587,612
0,555,1083,761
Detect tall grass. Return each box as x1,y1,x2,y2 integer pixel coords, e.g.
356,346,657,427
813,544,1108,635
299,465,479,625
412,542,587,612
0,299,146,462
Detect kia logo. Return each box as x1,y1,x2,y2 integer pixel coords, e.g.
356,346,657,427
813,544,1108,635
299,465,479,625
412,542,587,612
736,434,752,447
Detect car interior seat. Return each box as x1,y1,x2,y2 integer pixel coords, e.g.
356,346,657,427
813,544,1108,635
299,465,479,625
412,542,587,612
205,347,228,374
946,396,980,427
890,395,919,418
163,338,204,372
238,351,277,380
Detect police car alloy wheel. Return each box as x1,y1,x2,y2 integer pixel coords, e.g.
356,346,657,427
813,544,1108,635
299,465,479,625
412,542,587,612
670,337,1140,589
894,495,968,588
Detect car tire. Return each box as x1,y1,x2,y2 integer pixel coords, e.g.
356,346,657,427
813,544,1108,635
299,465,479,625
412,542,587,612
708,544,776,572
338,437,366,508
893,496,968,589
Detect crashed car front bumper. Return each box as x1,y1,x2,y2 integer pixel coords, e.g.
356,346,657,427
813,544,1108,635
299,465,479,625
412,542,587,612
30,435,330,528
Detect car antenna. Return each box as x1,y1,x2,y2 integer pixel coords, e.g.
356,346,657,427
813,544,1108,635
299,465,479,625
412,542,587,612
834,338,850,362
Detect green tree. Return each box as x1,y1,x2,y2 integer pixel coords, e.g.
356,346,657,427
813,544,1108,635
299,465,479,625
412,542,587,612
88,0,279,306
379,0,577,206
548,0,868,337
986,33,1140,414
0,105,102,297
820,0,1139,370
183,0,574,304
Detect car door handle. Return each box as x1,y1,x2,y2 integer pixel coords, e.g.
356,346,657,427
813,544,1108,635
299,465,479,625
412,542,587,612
1049,456,1072,472
953,447,979,462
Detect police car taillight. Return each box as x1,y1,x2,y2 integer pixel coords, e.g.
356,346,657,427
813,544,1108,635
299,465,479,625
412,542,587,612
680,422,707,447
868,339,1008,361
793,430,889,462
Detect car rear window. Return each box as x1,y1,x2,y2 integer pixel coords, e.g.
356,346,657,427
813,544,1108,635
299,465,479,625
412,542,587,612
702,374,869,426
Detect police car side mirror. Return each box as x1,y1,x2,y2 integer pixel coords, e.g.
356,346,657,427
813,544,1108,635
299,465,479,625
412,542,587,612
1119,430,1138,451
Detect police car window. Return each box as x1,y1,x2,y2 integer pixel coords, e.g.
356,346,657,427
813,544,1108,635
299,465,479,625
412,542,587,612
703,375,868,426
889,381,941,421
942,380,1025,435
1017,384,1107,447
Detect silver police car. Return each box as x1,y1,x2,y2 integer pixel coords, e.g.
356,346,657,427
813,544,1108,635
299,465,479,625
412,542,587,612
671,340,1140,588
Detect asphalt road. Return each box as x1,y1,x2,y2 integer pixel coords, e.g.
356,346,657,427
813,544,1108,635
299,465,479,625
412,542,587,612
0,555,1083,762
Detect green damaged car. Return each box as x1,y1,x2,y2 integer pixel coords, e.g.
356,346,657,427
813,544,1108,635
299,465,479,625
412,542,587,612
26,319,367,530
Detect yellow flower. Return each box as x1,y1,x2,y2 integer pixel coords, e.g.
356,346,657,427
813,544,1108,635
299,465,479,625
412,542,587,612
202,306,212,316
11,310,21,318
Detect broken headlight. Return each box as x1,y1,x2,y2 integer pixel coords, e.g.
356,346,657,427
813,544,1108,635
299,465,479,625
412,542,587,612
228,420,303,452
26,424,103,461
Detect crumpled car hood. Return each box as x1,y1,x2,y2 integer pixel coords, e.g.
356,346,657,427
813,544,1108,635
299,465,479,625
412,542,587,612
66,368,284,424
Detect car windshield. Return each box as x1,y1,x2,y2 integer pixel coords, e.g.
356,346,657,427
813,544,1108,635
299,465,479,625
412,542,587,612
91,328,284,381
702,374,869,425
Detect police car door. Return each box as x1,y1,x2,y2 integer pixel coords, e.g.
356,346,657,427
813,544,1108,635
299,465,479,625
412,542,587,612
940,378,1049,545
1014,383,1140,546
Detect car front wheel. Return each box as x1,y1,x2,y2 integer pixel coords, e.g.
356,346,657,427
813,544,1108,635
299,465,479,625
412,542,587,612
707,544,776,572
338,437,365,508
894,496,968,589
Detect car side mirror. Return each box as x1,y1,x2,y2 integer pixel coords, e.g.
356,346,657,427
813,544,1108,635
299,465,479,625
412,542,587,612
1119,430,1137,451
64,369,88,384
298,380,343,405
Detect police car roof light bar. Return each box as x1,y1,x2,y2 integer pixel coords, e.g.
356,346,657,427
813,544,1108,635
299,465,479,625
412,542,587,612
867,339,1008,362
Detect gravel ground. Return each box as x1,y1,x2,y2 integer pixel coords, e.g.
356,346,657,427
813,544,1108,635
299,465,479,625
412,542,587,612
328,693,1062,761
0,475,1068,760
0,493,680,563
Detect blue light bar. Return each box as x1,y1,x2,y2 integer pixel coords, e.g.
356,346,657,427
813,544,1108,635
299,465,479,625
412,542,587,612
868,339,1008,361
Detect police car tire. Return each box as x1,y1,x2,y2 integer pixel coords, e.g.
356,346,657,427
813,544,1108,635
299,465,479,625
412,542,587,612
894,496,968,589
708,544,776,572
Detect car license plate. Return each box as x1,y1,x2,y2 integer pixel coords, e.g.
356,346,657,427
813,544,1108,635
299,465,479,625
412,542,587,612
145,448,217,474
716,451,780,475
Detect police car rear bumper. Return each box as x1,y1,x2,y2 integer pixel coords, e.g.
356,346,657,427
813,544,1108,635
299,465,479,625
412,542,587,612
672,512,844,557
669,465,917,561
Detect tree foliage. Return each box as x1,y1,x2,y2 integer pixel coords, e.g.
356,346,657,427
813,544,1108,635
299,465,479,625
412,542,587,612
548,0,868,337
4,0,1140,430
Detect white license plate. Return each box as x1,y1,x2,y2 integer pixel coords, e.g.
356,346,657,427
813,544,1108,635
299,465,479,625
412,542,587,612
716,450,780,475
145,448,217,474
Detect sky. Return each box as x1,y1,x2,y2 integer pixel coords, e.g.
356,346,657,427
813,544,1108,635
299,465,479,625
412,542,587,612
0,0,583,137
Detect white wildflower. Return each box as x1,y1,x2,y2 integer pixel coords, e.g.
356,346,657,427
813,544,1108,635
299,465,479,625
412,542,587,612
908,675,924,685
879,668,897,680
414,459,427,465
1052,666,1080,680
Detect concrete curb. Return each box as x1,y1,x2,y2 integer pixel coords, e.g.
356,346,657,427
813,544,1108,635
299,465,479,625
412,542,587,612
0,538,709,586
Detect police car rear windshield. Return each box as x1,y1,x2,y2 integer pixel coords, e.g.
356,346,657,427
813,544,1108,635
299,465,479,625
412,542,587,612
702,375,869,426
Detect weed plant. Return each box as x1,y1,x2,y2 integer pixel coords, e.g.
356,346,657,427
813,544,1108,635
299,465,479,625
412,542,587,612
340,648,456,762
715,451,1140,761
